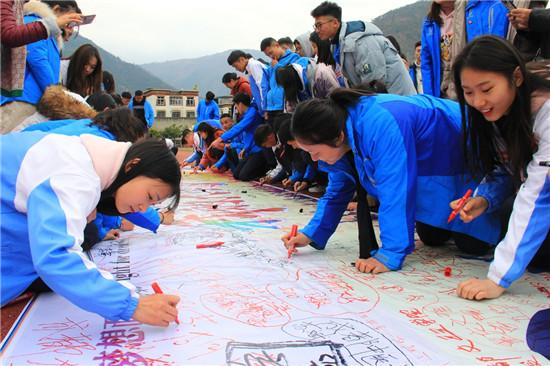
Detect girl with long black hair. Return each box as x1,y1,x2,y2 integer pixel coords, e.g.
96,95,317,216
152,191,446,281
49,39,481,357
452,36,550,300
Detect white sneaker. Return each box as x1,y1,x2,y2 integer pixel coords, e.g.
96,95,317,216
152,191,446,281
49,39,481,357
308,185,325,193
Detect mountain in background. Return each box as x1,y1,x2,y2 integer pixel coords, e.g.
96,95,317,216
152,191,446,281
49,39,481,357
62,35,174,92
372,0,428,62
64,1,429,96
140,50,265,98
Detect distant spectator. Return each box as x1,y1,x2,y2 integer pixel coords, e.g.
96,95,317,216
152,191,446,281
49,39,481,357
128,90,154,128
260,37,300,124
227,50,268,115
310,1,416,95
121,91,132,106
294,32,315,57
102,71,123,105
409,41,423,93
61,44,102,98
309,31,343,89
196,91,220,122
0,0,81,133
278,37,295,52
222,72,252,97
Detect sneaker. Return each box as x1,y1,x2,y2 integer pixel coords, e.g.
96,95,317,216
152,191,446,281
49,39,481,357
308,185,325,193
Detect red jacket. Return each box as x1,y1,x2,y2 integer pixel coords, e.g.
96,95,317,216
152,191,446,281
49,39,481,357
199,129,224,168
1,0,48,48
1,0,50,97
231,76,252,97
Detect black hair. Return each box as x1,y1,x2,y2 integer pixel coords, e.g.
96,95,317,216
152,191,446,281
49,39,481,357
276,115,294,144
181,128,193,146
135,90,143,96
414,40,422,49
233,92,251,106
309,32,335,66
426,1,451,26
196,122,218,146
222,72,238,83
205,91,215,101
208,146,224,161
272,113,292,134
311,1,342,21
87,92,116,112
386,35,401,53
453,35,550,187
291,88,374,146
91,107,147,142
97,139,181,216
102,70,115,94
276,65,302,105
278,37,293,46
42,0,79,12
355,80,388,94
227,50,253,65
254,123,274,146
121,91,132,99
260,37,277,52
220,113,232,119
66,44,102,97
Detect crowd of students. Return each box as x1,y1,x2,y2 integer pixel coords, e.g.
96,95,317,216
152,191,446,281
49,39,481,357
179,1,549,355
1,0,549,356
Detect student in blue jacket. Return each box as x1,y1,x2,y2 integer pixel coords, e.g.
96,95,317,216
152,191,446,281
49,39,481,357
260,38,300,123
283,88,501,274
212,93,268,181
451,36,550,300
196,91,220,122
1,135,181,326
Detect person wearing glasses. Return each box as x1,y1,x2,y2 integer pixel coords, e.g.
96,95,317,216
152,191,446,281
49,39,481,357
310,1,416,96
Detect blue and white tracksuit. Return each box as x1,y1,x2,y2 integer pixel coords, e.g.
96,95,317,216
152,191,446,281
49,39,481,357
478,100,550,288
301,94,501,270
22,118,162,233
246,58,269,115
0,132,138,320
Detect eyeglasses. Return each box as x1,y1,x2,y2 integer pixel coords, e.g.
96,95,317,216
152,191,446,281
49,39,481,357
313,18,335,30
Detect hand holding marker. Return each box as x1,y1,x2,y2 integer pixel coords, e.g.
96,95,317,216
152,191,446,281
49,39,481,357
151,282,180,325
287,224,298,259
447,189,473,223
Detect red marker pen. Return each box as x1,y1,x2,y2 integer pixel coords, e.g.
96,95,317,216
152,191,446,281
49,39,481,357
196,241,224,249
287,224,298,259
151,282,180,324
447,189,473,223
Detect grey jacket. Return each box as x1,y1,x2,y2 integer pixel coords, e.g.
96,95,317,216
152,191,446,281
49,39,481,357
335,21,417,96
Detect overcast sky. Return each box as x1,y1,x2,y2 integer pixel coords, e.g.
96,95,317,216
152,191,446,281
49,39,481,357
75,0,418,64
